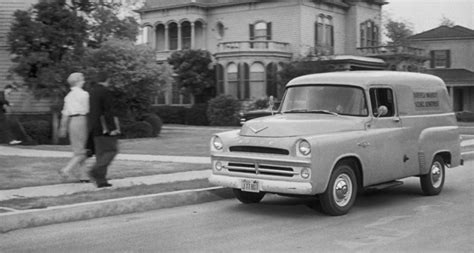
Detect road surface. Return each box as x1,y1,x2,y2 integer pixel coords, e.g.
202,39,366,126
1,161,473,252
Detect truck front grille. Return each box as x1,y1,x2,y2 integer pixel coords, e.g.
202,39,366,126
227,162,295,177
229,146,290,155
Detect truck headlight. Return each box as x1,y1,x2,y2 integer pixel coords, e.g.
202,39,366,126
212,136,224,150
301,167,311,179
298,139,311,156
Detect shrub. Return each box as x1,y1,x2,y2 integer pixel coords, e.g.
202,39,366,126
207,95,241,126
252,98,270,110
151,105,186,124
22,120,52,144
185,103,209,126
121,121,153,139
142,113,163,136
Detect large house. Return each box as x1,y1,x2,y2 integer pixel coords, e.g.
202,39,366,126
408,25,474,112
138,0,395,104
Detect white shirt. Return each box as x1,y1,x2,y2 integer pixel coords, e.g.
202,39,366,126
62,87,89,116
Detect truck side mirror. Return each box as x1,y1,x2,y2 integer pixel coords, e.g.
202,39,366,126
377,105,388,118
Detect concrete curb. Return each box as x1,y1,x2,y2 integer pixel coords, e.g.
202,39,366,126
0,186,233,233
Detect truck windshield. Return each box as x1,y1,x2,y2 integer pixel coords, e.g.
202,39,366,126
281,85,368,116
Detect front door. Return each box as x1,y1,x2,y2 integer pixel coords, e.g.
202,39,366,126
364,87,405,185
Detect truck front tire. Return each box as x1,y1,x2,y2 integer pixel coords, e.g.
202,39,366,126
319,162,358,216
420,155,445,196
233,189,265,204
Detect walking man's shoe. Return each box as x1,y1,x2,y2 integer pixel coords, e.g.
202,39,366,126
96,182,112,188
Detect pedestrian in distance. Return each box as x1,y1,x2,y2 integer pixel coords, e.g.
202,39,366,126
88,72,121,188
58,72,90,183
0,85,25,145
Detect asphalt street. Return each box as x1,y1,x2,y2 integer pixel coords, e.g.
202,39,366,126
1,161,473,253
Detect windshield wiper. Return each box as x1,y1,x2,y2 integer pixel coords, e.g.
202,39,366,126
283,109,339,116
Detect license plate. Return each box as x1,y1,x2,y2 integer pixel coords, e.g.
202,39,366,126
241,179,259,193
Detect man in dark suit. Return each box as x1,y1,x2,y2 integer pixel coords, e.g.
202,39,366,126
88,73,121,188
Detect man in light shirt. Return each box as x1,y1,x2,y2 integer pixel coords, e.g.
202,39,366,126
59,72,90,182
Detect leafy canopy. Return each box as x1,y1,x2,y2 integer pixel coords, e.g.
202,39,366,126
168,49,215,100
384,18,414,46
7,0,139,101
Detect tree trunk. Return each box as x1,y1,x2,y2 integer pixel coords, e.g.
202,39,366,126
52,112,59,144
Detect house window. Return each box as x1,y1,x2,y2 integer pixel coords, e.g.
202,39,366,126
314,15,334,54
227,63,239,99
360,20,379,47
369,88,395,117
430,50,451,68
216,22,225,39
249,21,272,41
168,22,178,50
250,63,265,99
181,21,191,49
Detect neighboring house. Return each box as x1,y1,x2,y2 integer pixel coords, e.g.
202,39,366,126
408,25,474,112
0,0,54,113
138,0,402,104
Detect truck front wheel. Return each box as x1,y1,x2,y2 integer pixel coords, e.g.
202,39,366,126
233,189,265,204
420,155,445,196
319,162,358,216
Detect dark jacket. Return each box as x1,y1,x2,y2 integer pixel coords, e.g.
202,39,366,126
88,84,118,136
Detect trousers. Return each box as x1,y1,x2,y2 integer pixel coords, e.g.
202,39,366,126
89,135,118,184
63,116,88,179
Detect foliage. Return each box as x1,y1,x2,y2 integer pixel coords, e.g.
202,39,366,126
83,39,170,117
185,103,209,126
252,98,270,110
7,0,140,102
439,16,455,27
168,49,215,102
121,121,153,139
141,113,163,137
278,60,331,88
152,106,187,124
384,18,414,46
22,120,52,144
7,1,88,100
207,95,241,126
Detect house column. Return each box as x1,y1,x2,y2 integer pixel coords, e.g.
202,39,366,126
177,23,182,50
164,24,169,50
202,23,207,49
448,86,454,108
149,25,156,49
191,22,195,49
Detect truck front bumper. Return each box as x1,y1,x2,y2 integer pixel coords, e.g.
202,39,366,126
209,174,314,195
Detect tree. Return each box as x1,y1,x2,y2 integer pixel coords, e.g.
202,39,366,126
7,0,140,100
8,1,89,101
278,60,331,88
384,18,414,46
83,39,171,118
168,49,215,104
440,16,455,27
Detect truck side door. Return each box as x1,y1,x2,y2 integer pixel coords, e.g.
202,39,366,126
364,87,405,185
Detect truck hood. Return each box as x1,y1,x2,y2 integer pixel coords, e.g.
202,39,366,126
240,114,366,137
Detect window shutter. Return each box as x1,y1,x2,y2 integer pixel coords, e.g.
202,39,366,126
315,22,318,47
430,51,435,68
249,24,255,40
237,63,242,99
266,22,272,40
446,50,451,68
244,63,250,99
330,25,334,47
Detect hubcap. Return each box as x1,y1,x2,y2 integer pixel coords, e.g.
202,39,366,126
431,161,443,188
333,173,353,207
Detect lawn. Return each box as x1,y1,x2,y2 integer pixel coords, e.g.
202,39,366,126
0,155,209,190
16,125,239,157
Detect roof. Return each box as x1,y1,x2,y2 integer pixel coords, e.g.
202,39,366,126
287,71,445,89
409,25,474,41
426,69,474,82
138,0,259,12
